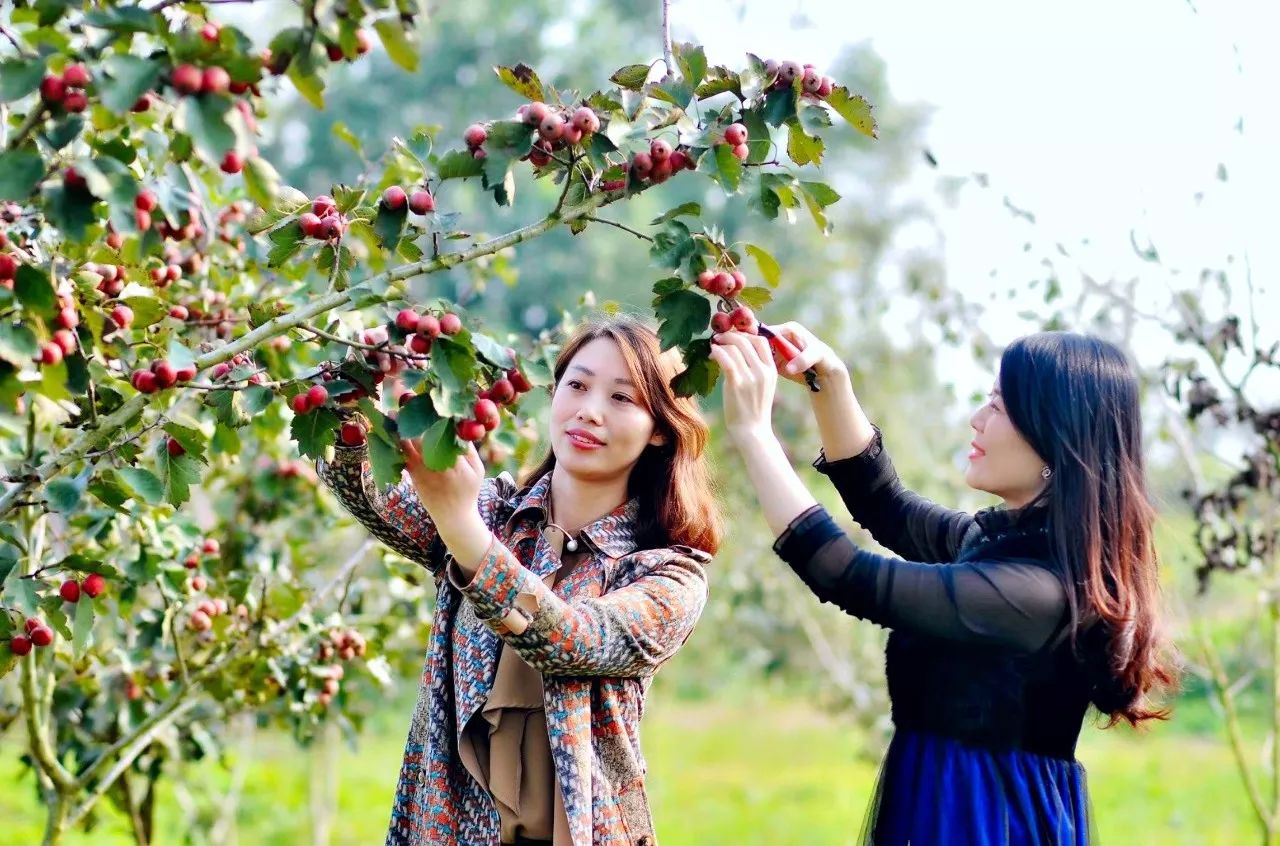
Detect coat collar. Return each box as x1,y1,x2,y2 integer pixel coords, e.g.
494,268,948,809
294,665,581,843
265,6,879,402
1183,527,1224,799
973,501,1049,539
504,471,641,560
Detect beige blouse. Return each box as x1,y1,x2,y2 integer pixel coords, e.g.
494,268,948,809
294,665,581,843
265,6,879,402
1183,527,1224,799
452,526,584,846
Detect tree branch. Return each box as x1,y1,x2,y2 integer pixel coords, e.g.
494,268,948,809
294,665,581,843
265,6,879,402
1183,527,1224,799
660,0,675,79
583,216,653,242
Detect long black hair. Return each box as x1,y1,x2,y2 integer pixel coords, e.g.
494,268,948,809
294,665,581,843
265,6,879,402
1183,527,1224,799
999,332,1175,725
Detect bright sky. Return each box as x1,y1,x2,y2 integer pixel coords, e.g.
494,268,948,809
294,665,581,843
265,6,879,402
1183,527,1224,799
676,0,1279,398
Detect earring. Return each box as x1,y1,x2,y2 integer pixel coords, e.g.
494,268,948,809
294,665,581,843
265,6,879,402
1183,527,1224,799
1041,466,1053,480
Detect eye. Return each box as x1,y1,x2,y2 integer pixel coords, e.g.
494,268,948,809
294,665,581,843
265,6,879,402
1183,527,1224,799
612,392,635,404
565,379,586,391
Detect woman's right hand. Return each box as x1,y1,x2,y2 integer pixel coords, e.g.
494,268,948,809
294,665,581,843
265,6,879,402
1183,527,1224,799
765,322,847,384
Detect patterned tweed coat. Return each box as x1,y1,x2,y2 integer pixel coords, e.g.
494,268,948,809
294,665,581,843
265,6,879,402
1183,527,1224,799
317,440,711,846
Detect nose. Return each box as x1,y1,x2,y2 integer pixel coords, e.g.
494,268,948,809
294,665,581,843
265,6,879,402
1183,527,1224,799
574,390,605,426
970,404,989,432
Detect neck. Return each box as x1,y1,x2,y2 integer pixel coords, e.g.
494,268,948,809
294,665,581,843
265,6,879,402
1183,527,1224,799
549,467,629,535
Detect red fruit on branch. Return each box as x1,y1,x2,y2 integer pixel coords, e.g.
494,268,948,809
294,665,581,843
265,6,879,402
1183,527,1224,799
63,91,89,113
37,343,63,367
697,270,716,291
817,76,834,98
82,573,106,598
710,312,733,334
131,92,153,112
9,635,32,656
62,64,91,87
523,101,550,126
339,421,366,446
395,308,420,332
30,626,54,647
40,75,66,103
168,305,189,320
110,305,134,329
298,212,323,238
63,167,88,192
59,580,81,603
562,125,583,146
200,22,220,42
189,575,207,592
528,141,552,167
382,186,407,211
355,29,372,55
571,106,600,135
220,151,244,174
439,313,462,335
132,370,158,393
189,610,212,632
730,270,748,294
311,195,338,217
152,359,178,388
185,554,200,569
712,272,735,296
56,306,79,329
724,123,748,146
135,209,152,231
52,330,77,356
488,378,516,405
538,114,564,142
474,398,500,431
464,124,488,148
290,393,311,414
171,64,203,95
669,150,692,172
507,368,532,393
802,67,822,94
649,139,672,161
175,365,197,382
306,384,329,408
408,190,435,214
730,306,757,333
167,437,185,457
731,144,749,161
203,538,219,555
779,60,803,84
631,152,653,177
409,334,432,354
416,313,440,338
201,66,231,95
456,419,486,442
326,43,345,62
25,619,41,634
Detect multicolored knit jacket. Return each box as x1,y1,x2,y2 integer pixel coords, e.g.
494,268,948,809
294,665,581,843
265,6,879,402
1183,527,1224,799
317,441,711,846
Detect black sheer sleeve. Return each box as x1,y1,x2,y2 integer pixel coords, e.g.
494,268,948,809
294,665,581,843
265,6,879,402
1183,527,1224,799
814,427,976,562
774,506,1067,653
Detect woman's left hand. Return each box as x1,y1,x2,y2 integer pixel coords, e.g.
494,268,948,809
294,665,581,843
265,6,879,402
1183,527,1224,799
709,330,779,446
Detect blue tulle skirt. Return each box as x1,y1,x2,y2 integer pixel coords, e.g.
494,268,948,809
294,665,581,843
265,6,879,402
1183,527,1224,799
863,730,1093,845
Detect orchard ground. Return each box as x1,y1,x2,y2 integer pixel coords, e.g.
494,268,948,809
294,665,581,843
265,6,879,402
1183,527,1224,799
0,682,1251,845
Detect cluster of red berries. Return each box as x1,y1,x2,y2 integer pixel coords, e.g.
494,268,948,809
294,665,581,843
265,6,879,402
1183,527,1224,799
39,63,92,113
325,30,373,62
616,138,697,187
8,574,108,656
57,573,108,604
298,195,347,241
710,305,758,335
393,307,460,355
380,186,435,215
209,351,262,383
131,358,198,394
696,267,748,297
183,537,221,569
291,383,331,415
34,291,79,366
764,59,835,99
455,366,532,442
721,122,750,161
516,102,602,166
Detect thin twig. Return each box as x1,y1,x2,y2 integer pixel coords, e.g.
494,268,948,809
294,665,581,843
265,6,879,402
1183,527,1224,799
583,216,653,242
661,0,675,78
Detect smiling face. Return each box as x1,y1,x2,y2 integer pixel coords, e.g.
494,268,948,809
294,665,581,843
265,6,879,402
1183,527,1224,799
548,336,664,484
964,380,1049,508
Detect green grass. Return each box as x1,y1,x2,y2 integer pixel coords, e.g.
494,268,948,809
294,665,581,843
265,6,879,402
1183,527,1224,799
0,688,1258,845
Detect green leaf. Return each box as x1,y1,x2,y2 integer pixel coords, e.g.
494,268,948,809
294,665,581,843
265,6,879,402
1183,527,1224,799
332,121,364,154
671,340,719,397
825,86,878,139
87,474,131,510
333,185,367,213
495,63,545,101
287,62,325,109
651,277,685,301
436,149,485,181
0,58,44,102
162,422,206,462
242,385,274,415
206,389,249,429
374,17,419,72
83,6,156,32
0,147,45,201
650,202,702,226
318,244,355,290
786,119,825,167
45,476,86,513
267,221,305,267
745,244,782,287
120,295,167,330
43,114,84,151
420,417,464,471
14,264,56,317
290,407,339,460
373,202,408,249
430,337,477,418
695,67,741,99
367,430,405,487
72,598,94,658
99,55,163,113
673,43,707,88
174,94,237,163
3,573,40,617
650,80,695,108
799,102,833,134
167,337,196,372
762,86,798,128
397,392,441,439
55,554,123,579
157,444,202,507
798,181,840,235
117,467,163,504
649,220,696,270
610,64,651,91
737,286,773,309
243,156,281,210
0,322,37,366
695,144,743,194
655,290,711,351
471,333,516,369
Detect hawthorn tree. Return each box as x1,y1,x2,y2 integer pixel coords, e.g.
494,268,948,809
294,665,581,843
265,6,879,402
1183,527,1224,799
0,1,876,843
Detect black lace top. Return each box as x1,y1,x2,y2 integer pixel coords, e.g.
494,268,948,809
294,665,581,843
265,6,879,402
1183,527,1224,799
774,428,1092,760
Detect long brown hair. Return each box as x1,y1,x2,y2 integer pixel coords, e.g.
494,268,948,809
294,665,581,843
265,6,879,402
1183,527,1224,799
1001,332,1177,726
521,316,722,555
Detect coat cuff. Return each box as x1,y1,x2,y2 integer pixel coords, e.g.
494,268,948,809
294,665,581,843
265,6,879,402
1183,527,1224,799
456,537,542,633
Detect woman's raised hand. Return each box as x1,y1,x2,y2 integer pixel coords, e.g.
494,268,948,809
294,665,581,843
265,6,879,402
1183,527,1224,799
765,321,847,383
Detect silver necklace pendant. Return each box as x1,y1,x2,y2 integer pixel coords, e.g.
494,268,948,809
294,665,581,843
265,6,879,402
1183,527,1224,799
565,537,578,553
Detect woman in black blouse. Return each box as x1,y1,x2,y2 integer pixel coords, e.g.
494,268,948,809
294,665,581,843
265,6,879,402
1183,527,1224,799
708,324,1175,845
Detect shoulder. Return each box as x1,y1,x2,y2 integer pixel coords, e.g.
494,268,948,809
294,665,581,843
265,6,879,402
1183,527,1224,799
611,544,712,591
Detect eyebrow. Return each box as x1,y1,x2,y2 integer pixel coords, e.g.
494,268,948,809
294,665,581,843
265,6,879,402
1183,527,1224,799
568,364,635,386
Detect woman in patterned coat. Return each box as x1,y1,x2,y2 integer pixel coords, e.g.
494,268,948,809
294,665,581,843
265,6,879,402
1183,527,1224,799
317,316,721,846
